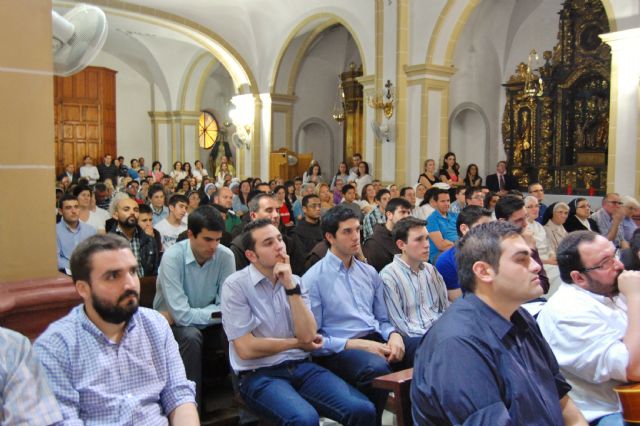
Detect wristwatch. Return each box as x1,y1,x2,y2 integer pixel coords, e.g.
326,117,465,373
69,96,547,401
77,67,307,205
284,284,302,296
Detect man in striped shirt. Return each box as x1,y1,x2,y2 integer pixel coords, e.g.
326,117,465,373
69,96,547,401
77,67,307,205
380,217,450,337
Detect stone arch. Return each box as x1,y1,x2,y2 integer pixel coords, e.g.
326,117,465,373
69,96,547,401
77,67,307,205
271,13,367,95
425,0,617,67
294,118,336,173
449,102,491,177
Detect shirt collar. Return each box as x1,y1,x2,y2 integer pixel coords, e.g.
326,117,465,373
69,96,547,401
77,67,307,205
62,220,82,233
78,305,138,344
464,294,529,340
324,248,352,272
185,240,216,266
570,282,619,307
248,264,275,287
392,254,425,273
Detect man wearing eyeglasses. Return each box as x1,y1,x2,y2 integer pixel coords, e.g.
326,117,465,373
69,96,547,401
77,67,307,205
591,193,629,249
527,182,547,223
538,231,640,425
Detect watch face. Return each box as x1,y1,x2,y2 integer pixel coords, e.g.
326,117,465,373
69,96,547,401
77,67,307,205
199,111,219,149
579,24,603,52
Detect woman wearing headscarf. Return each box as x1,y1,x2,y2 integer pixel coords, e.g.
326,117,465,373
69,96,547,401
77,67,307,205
542,202,570,255
563,198,600,233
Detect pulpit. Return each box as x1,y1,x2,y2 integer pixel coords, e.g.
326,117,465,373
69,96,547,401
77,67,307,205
269,148,312,181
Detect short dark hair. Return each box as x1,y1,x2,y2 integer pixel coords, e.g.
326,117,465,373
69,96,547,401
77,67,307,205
375,188,390,202
69,234,131,284
302,194,320,207
456,206,493,237
58,193,78,209
454,186,467,196
188,205,225,236
435,189,450,201
455,221,522,293
242,218,274,252
393,217,427,244
494,195,524,220
94,182,107,193
321,205,359,242
72,185,92,197
138,203,152,215
273,185,285,195
341,184,356,195
248,193,275,213
465,187,483,202
385,197,413,214
556,230,598,283
168,193,188,207
148,184,165,199
399,186,413,197
507,189,524,199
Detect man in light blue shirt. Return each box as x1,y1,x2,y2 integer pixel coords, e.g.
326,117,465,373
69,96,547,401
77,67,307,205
0,326,62,425
35,234,198,425
154,205,235,408
303,206,421,425
222,219,375,425
56,193,96,273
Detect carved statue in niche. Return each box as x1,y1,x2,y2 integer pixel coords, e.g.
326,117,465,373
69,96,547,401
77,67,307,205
514,109,532,166
538,168,553,189
576,97,609,149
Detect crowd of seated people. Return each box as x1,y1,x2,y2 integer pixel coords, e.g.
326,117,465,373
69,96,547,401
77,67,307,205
4,151,640,424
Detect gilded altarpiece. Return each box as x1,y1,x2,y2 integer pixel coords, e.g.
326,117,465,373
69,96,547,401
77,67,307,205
341,64,364,162
502,0,610,194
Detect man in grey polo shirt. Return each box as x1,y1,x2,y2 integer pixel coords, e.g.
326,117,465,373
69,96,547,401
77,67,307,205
221,219,375,426
154,205,235,409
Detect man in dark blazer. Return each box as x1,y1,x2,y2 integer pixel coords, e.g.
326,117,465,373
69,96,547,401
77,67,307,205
486,161,517,193
57,163,80,185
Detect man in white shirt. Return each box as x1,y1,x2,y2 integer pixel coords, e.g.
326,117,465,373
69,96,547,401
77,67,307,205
538,230,640,425
154,194,188,250
79,155,100,185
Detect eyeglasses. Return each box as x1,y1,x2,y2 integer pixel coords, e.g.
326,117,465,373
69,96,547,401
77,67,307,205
607,200,623,205
581,257,617,273
577,204,590,209
307,203,322,209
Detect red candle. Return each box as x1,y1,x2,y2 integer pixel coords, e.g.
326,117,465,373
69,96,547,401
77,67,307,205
589,187,595,196
567,184,572,195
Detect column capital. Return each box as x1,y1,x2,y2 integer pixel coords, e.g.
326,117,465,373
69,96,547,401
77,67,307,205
600,28,640,55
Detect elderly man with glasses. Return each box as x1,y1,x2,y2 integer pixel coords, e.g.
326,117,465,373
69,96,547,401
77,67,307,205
591,193,629,249
538,231,640,425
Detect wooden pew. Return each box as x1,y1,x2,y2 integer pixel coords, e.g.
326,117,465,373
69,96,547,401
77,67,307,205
0,274,80,340
373,367,414,426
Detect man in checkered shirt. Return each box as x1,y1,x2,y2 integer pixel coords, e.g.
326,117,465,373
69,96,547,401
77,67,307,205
34,234,198,425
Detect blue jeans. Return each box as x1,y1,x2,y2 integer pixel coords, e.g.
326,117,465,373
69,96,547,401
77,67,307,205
315,333,421,426
238,359,376,426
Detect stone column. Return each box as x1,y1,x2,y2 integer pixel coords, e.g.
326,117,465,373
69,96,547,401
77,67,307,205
601,28,640,196
0,0,57,280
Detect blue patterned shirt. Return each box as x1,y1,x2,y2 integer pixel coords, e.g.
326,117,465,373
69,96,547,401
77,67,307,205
34,306,195,425
362,207,386,241
303,250,396,355
0,327,62,425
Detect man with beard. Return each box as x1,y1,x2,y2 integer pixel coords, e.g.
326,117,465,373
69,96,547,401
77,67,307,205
34,234,198,424
108,197,159,277
538,231,640,425
213,186,242,237
154,205,235,410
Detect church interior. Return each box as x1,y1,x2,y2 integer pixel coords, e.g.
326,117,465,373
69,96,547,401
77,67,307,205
1,0,640,424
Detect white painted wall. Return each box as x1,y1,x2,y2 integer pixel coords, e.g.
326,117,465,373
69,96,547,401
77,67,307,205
91,51,153,163
292,26,361,175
